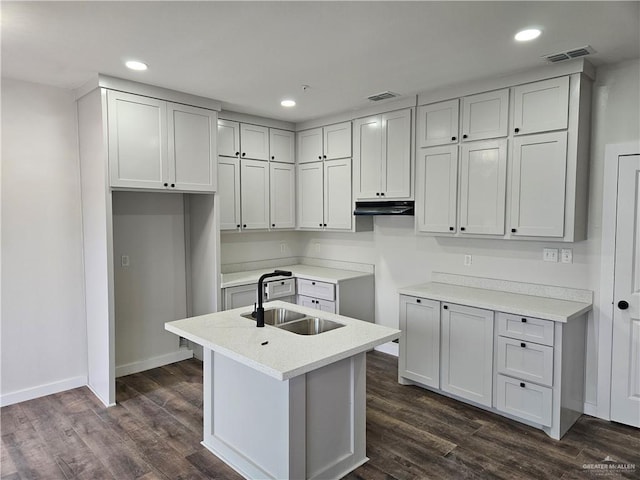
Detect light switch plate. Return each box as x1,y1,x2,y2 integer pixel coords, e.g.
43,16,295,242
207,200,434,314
561,248,573,264
464,254,472,266
543,248,558,262
121,255,130,267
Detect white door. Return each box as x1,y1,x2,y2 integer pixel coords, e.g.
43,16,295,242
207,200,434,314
240,159,269,229
459,139,507,235
324,159,352,230
611,154,640,427
269,162,295,229
107,90,166,189
416,99,459,148
218,157,241,231
269,129,295,163
168,103,217,192
513,76,569,136
297,128,324,163
382,108,412,199
353,115,382,200
296,162,324,229
399,296,440,388
416,145,458,234
461,89,509,142
323,122,352,160
217,119,240,157
240,123,269,160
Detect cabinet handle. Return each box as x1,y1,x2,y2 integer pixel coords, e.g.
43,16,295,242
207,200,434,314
281,281,285,285
323,223,327,227
460,227,466,231
323,155,327,159
171,184,175,188
520,342,526,348
381,192,385,196
318,155,322,160
515,128,520,133
319,223,323,227
463,134,468,139
235,151,240,157
521,318,527,323
618,300,629,310
376,192,380,196
237,224,241,228
449,227,454,231
243,224,247,228
451,136,457,141
416,299,421,303
520,382,526,388
242,152,246,157
443,305,448,310
164,183,169,187
271,223,275,227
311,282,316,285
511,228,517,233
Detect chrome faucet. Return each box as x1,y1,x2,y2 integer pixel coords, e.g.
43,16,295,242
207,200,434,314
254,270,293,327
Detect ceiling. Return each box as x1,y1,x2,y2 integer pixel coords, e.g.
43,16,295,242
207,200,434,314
2,1,639,123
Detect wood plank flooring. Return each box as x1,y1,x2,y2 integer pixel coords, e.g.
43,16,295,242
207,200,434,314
2,352,639,479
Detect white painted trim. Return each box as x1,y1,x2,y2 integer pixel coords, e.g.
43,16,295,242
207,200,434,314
219,111,295,131
86,383,115,408
374,341,399,357
583,401,597,417
597,141,640,420
0,375,88,407
115,349,193,378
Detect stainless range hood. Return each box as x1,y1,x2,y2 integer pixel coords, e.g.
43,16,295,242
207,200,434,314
353,201,415,216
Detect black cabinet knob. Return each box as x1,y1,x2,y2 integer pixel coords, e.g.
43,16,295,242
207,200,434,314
235,151,240,156
451,136,457,141
381,192,385,196
443,305,448,310
618,300,630,310
236,224,240,228
449,227,454,231
243,224,247,228
271,156,275,160
323,155,327,159
463,134,468,139
520,342,526,348
376,192,380,196
164,182,168,187
311,282,316,285
323,223,327,227
416,299,421,303
515,128,520,133
242,152,246,157
520,382,526,388
319,223,323,227
511,228,517,233
521,318,527,323
271,223,275,227
460,227,466,231
318,155,322,160
171,184,175,188
281,281,285,285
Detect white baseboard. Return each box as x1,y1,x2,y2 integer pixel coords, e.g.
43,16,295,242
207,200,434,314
374,341,399,357
115,349,193,378
0,375,88,407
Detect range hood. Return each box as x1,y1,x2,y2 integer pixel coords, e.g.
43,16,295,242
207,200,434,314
353,201,414,216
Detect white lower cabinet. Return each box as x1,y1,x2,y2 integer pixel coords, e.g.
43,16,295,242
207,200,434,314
441,303,494,407
298,295,336,314
222,284,258,310
496,374,552,427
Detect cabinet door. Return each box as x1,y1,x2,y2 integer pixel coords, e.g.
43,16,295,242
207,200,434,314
382,108,412,199
217,119,240,157
296,162,324,229
297,295,318,310
316,299,337,314
218,157,241,231
461,89,509,141
324,159,352,230
269,129,295,163
168,103,216,192
107,90,167,189
513,77,569,135
510,132,568,238
223,284,258,310
399,296,440,388
240,159,269,229
441,303,494,407
459,139,507,235
323,122,352,160
417,99,459,148
269,162,295,229
416,146,458,233
297,128,323,163
353,115,383,200
240,123,269,160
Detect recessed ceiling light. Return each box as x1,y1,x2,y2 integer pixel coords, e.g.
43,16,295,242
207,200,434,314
281,99,296,107
515,29,541,42
125,60,148,71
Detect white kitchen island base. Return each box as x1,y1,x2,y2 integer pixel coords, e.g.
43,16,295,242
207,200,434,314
202,349,367,480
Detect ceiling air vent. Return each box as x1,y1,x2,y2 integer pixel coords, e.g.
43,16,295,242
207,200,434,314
367,91,399,102
543,45,596,63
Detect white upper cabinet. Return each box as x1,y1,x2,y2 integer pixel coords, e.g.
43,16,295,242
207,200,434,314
324,158,352,230
513,77,570,136
108,90,216,192
240,123,269,160
459,139,507,235
510,132,568,238
354,108,412,200
218,120,240,157
269,162,295,229
269,128,295,163
323,122,352,160
416,145,458,234
297,128,324,163
240,159,270,229
297,162,324,229
461,89,509,141
218,157,241,231
417,99,459,148
168,103,217,192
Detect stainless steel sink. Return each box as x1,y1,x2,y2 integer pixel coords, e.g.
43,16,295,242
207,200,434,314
240,308,306,326
276,317,345,335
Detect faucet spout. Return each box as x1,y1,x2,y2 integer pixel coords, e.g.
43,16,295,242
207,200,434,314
255,270,293,327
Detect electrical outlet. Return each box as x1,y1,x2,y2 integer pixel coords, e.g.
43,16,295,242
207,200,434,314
561,248,573,264
464,254,472,266
121,255,130,267
280,242,287,253
543,248,558,262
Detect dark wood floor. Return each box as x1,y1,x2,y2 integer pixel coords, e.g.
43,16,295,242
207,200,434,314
2,352,639,479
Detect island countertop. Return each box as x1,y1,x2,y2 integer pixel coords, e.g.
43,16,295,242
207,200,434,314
165,300,400,381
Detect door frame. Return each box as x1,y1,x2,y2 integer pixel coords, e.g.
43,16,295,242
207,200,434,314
597,140,640,420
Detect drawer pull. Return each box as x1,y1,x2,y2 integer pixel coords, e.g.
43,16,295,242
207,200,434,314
416,299,421,303
521,342,526,348
521,318,527,323
443,305,448,310
520,382,526,388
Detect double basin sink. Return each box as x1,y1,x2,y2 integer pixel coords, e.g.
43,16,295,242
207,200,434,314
241,308,345,335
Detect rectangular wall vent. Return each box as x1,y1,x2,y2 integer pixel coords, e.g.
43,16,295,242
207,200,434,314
367,91,399,102
543,45,596,63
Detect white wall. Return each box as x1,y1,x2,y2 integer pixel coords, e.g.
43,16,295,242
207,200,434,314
1,78,87,405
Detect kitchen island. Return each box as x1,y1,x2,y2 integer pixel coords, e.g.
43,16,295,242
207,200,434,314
165,300,400,480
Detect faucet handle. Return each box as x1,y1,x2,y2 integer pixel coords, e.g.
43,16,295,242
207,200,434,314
251,302,257,318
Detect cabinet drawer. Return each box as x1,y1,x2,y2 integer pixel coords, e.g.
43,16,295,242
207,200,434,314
496,374,552,427
497,337,554,386
497,312,554,346
297,278,335,301
264,278,296,300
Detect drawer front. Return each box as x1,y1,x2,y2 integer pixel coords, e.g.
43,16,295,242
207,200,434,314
297,278,335,301
497,337,554,387
496,374,552,427
297,295,336,313
265,278,296,299
497,312,554,346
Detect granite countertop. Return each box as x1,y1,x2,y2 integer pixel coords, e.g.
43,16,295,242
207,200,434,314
221,264,372,289
398,282,592,322
165,300,399,380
